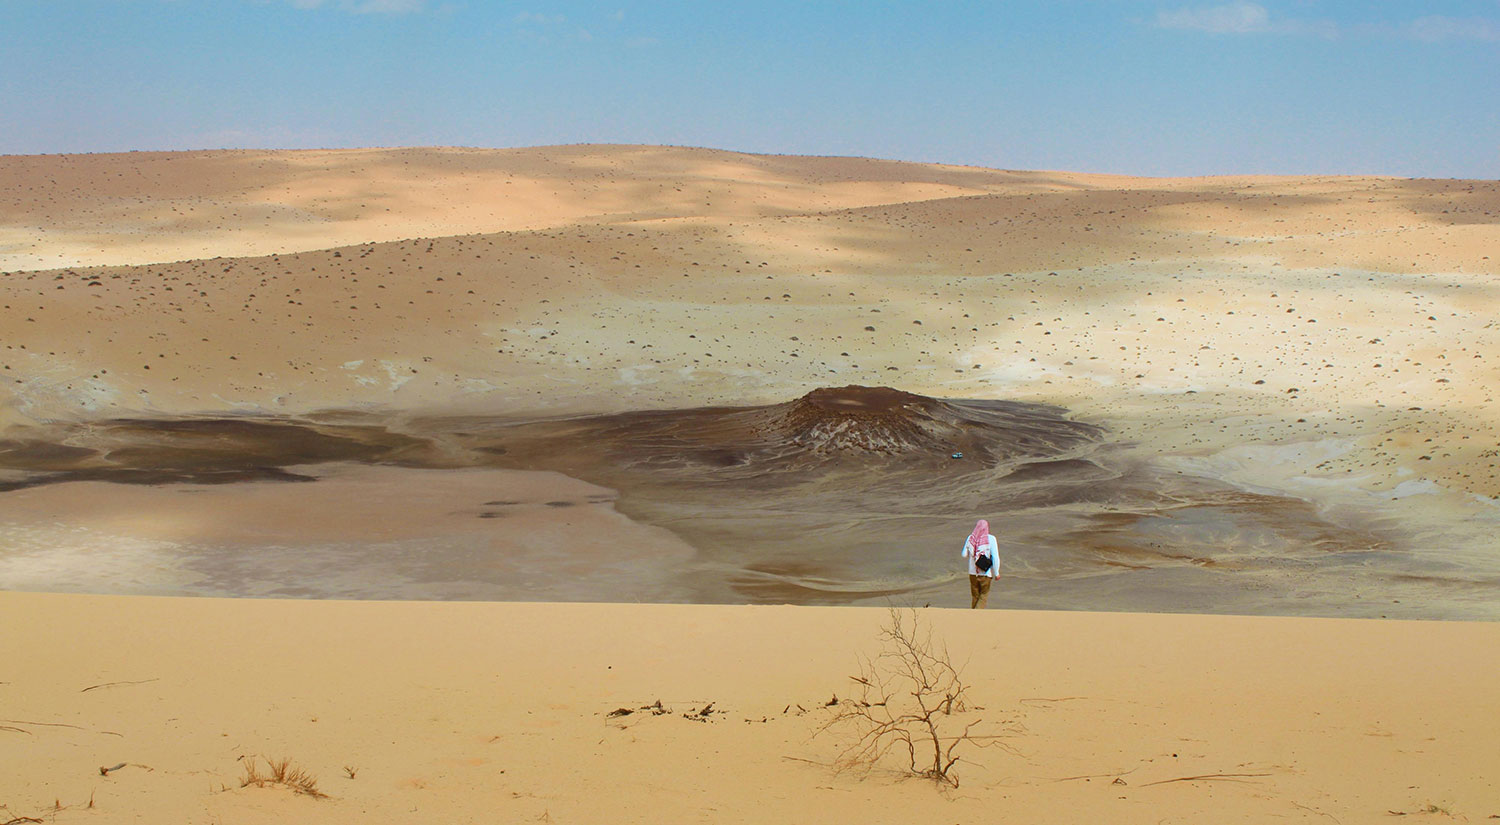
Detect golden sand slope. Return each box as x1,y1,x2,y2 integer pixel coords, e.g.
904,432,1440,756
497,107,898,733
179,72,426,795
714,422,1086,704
2,146,1497,504
2,591,1497,824
0,145,1053,271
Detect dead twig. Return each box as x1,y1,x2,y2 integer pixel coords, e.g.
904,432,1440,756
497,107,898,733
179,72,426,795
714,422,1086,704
781,756,827,766
1288,800,1342,823
81,678,159,693
99,763,153,776
606,699,677,723
818,607,1018,788
1140,772,1271,787
682,703,716,721
1019,696,1089,706
2,719,83,730
1049,767,1139,783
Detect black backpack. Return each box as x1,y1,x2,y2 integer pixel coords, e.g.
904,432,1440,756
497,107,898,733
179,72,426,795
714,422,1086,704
974,547,993,573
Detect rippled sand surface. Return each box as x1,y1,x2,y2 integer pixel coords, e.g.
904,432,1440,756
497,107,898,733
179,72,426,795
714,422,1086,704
2,387,1493,617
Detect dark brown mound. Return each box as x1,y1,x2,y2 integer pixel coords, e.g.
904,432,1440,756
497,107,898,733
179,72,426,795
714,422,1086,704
776,386,941,453
0,388,1102,492
434,385,1107,481
796,385,924,412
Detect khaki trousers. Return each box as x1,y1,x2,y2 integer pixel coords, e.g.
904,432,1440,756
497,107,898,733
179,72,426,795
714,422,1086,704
969,574,993,609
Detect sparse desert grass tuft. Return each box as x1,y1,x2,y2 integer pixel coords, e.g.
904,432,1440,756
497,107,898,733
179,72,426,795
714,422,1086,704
240,756,328,799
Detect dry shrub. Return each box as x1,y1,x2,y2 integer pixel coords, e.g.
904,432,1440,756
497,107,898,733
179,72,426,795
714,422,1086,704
240,756,328,799
820,607,1016,787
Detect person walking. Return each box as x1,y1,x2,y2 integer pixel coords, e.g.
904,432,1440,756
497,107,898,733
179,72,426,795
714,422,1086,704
961,519,1000,609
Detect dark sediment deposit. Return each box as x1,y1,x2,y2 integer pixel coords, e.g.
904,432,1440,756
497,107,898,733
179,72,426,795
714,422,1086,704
1,386,1494,618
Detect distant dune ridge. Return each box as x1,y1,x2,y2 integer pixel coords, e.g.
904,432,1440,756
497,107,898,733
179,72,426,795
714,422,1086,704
1,146,1496,491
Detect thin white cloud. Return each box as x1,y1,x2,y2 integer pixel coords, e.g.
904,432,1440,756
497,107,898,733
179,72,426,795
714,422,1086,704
1154,2,1336,37
1155,4,1500,42
1156,1,1269,33
350,0,424,12
283,0,426,13
515,11,565,25
512,11,601,45
1405,15,1500,42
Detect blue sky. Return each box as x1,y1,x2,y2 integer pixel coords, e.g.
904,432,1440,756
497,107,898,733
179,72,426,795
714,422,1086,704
1,1,1496,176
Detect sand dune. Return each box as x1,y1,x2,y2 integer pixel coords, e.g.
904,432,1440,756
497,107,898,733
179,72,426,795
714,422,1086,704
2,592,1498,824
3,146,1497,589
4,146,1500,820
0,145,1061,271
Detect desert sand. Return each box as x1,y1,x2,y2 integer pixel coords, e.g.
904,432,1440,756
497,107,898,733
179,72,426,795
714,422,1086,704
2,145,1499,820
3,592,1499,824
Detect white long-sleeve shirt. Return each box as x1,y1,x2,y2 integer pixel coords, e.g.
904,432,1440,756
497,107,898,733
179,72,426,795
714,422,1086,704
961,534,1000,578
